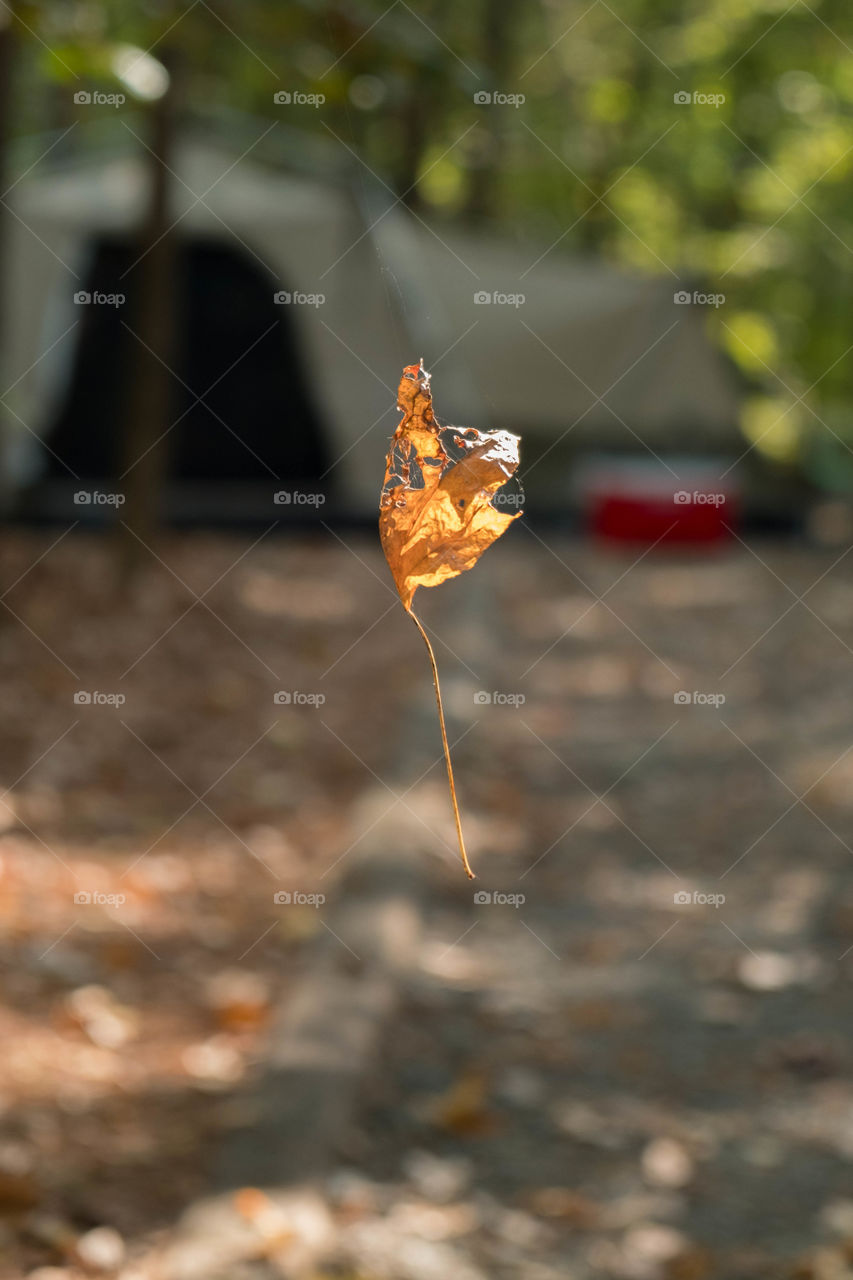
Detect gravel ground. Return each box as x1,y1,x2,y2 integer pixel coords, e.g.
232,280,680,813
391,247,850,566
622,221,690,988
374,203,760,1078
332,532,853,1280
3,528,853,1279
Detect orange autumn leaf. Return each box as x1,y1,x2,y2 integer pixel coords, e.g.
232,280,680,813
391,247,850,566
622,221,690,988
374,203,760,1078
379,360,523,878
380,361,523,611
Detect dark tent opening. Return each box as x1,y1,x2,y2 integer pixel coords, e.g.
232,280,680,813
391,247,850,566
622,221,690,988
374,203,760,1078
28,235,332,523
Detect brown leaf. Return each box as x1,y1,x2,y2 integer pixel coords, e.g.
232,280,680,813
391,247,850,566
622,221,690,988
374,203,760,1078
380,361,523,611
426,1069,497,1136
523,1187,601,1228
0,1169,40,1213
378,361,523,879
233,1187,292,1243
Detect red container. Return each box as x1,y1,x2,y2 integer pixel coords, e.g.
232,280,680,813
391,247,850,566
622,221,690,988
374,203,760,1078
577,456,738,546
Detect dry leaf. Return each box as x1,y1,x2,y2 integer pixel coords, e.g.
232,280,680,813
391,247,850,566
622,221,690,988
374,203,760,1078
425,1069,497,1136
234,1187,293,1243
380,361,523,612
379,360,523,877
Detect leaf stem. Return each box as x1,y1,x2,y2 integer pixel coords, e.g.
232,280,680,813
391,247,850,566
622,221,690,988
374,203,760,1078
408,607,475,879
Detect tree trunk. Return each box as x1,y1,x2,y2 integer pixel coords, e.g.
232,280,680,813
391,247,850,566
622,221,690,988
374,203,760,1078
0,4,16,516
463,0,519,223
395,93,429,211
117,52,180,577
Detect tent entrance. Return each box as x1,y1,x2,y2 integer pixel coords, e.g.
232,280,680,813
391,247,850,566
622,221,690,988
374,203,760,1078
29,234,331,523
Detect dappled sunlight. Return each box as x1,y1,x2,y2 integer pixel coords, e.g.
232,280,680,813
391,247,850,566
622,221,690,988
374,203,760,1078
238,569,359,622
3,0,853,1270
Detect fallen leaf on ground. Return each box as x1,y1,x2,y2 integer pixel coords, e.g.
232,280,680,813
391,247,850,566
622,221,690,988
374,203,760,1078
425,1070,497,1136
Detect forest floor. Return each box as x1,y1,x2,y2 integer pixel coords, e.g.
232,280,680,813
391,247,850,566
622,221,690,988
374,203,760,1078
2,527,853,1279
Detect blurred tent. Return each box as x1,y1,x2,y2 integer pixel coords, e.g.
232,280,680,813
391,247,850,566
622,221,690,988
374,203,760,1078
399,228,744,508
1,130,743,520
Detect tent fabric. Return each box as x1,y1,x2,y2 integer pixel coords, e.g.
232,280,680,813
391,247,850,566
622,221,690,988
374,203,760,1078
2,136,742,514
414,230,740,441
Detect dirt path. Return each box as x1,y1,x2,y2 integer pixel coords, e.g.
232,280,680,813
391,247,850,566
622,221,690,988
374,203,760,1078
328,536,853,1280
4,531,853,1279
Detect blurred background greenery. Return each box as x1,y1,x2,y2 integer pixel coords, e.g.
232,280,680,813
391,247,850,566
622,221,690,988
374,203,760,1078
2,0,852,518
